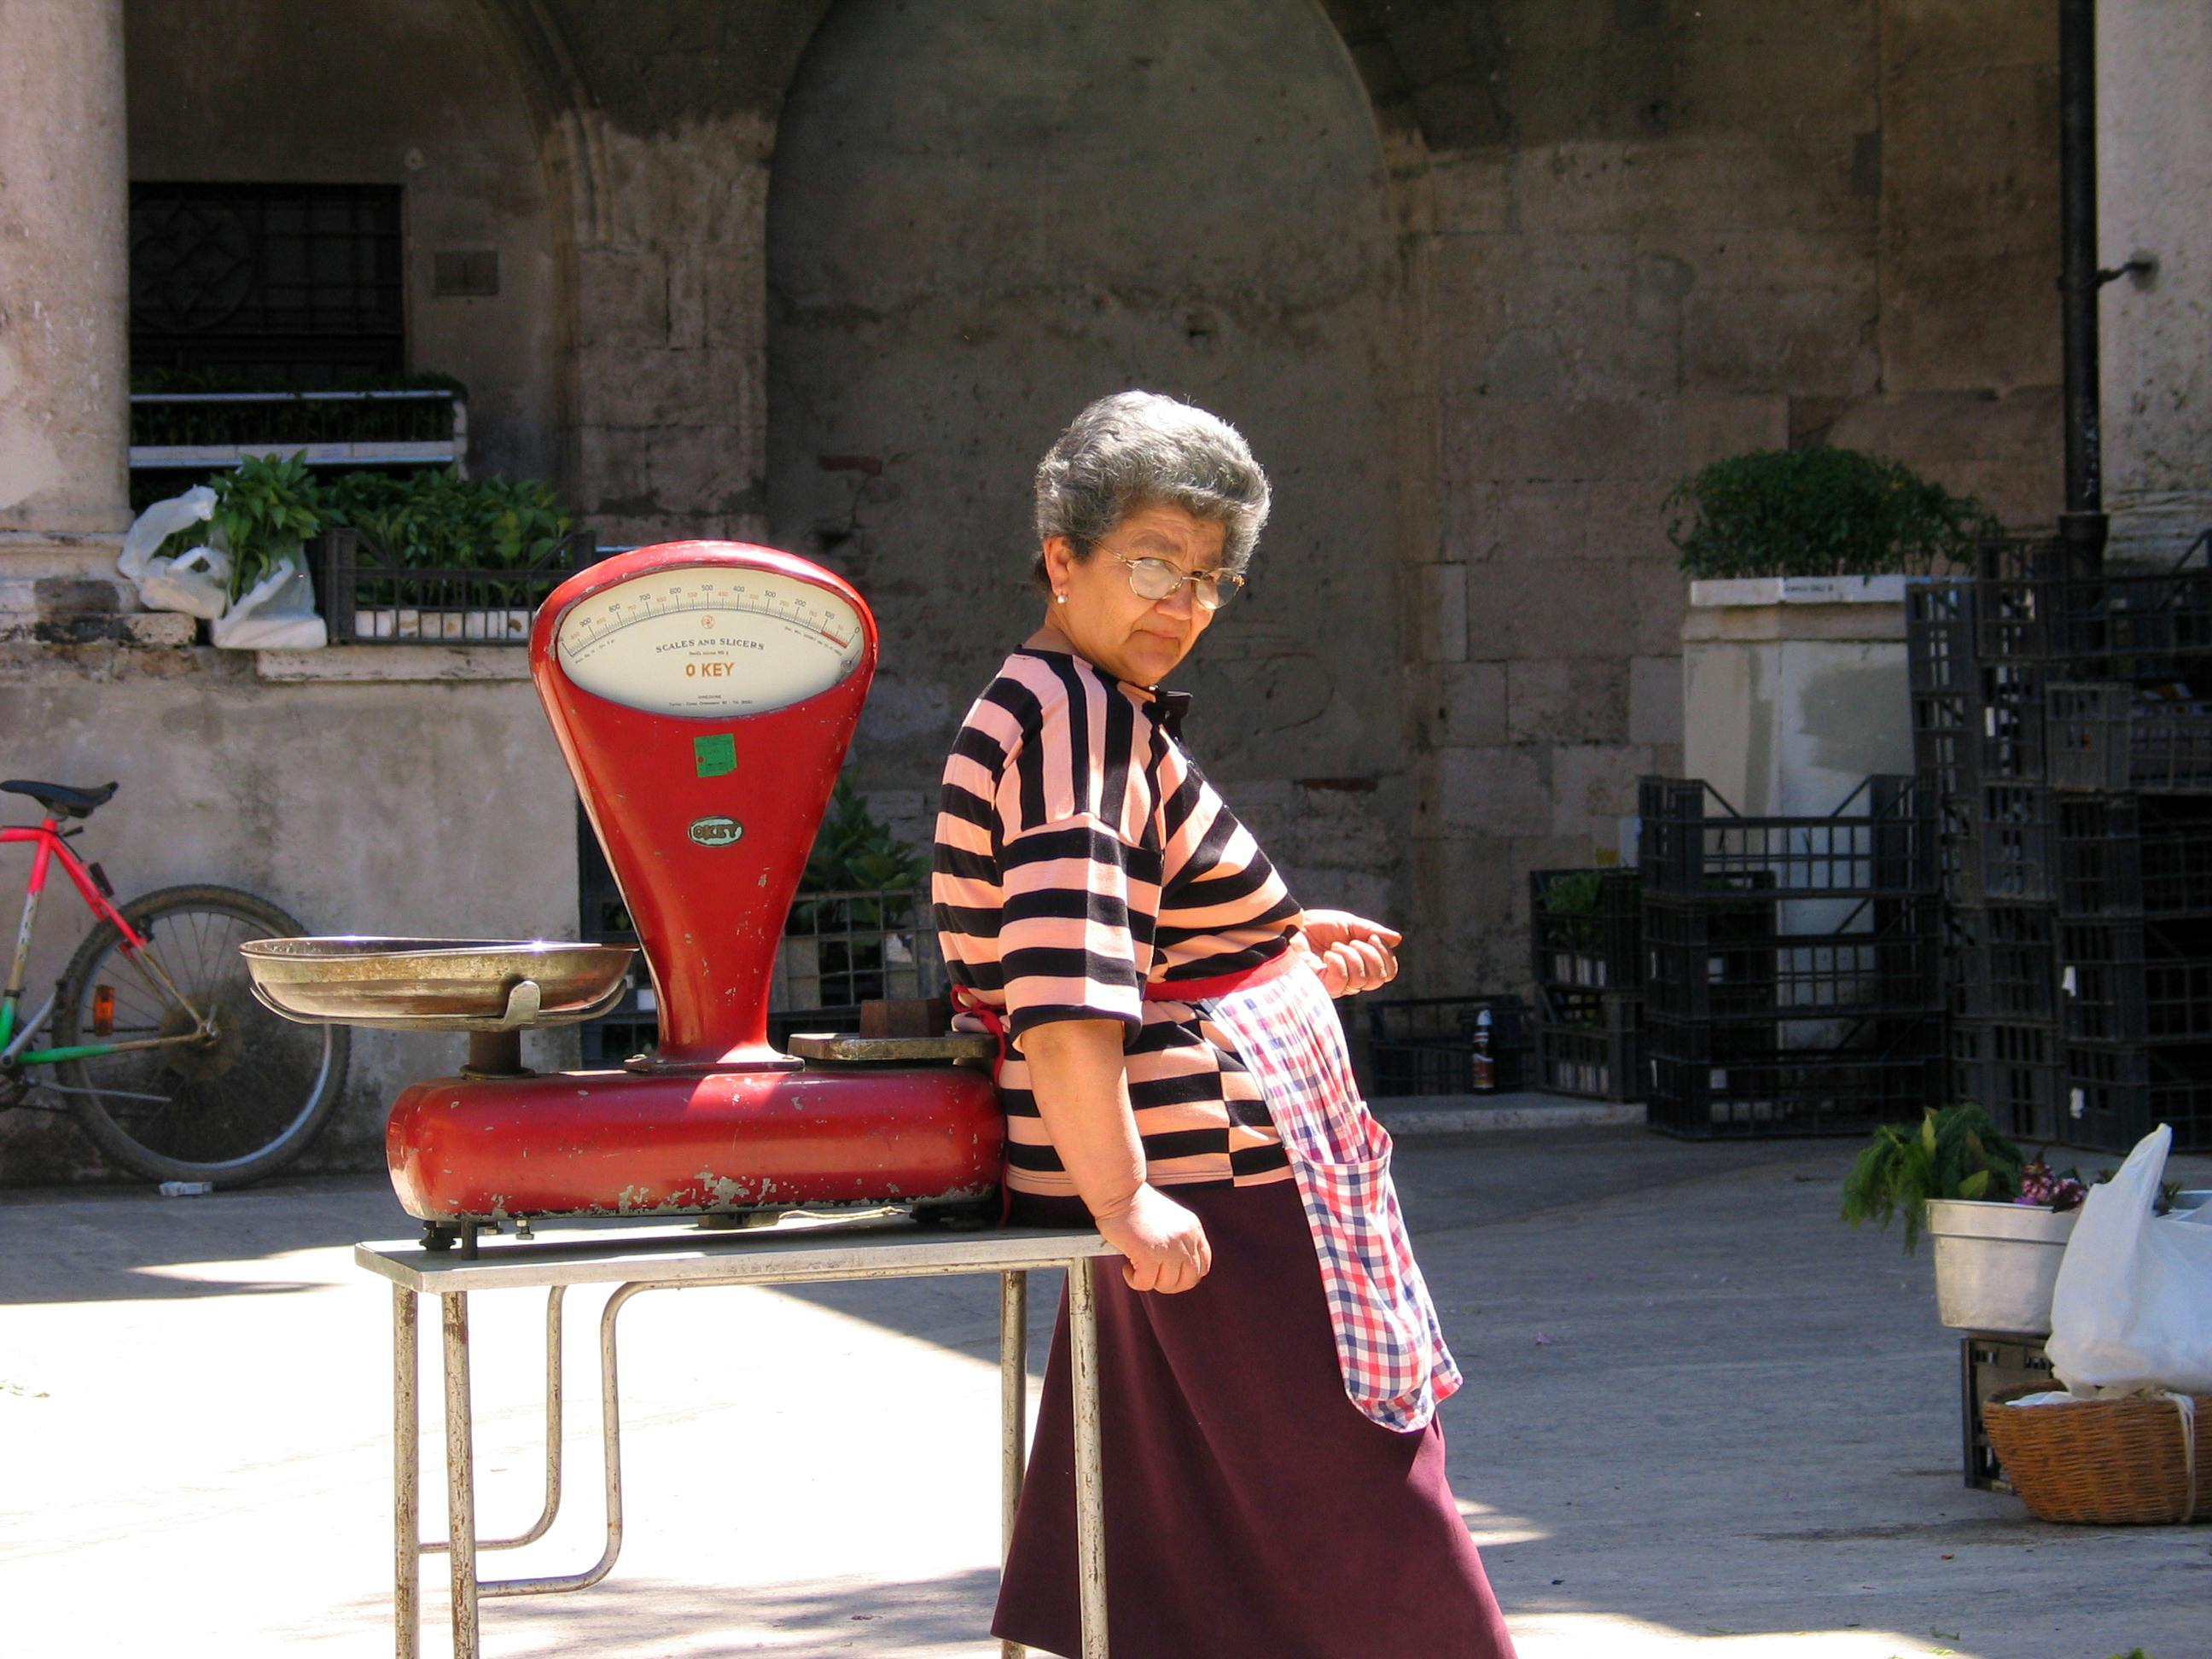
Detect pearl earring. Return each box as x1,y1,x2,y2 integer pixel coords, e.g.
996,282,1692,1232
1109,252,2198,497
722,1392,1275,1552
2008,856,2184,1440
1055,592,1067,604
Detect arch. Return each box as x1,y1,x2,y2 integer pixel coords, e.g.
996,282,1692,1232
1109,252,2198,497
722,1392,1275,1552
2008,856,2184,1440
763,0,1430,821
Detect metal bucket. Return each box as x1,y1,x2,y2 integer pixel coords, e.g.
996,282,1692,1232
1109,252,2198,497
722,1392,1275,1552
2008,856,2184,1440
1924,1198,2080,1335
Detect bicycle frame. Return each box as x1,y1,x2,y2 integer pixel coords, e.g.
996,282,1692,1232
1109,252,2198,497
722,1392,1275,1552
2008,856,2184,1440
0,818,209,1069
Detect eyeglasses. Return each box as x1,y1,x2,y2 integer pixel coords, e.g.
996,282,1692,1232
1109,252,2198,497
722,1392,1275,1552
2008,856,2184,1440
1110,551,1246,612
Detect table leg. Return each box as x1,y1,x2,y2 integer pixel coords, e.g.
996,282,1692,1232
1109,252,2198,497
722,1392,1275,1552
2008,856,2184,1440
999,1270,1029,1659
1066,1258,1109,1659
394,1286,419,1659
441,1291,480,1659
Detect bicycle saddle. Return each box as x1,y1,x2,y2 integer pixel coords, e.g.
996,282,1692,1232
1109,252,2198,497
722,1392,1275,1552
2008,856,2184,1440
2,779,118,819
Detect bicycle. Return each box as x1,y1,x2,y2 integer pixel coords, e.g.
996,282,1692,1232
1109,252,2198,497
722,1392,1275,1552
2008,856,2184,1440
0,777,350,1186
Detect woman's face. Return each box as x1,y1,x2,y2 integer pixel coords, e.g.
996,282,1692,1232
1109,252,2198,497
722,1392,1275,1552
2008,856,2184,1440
1041,503,1227,687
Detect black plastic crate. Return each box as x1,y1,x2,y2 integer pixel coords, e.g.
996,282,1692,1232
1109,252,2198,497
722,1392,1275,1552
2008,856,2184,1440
1365,995,1527,1096
1638,775,1937,901
1961,781,2056,903
1912,692,1976,800
1644,1014,1945,1138
2061,1039,2212,1154
1644,894,1941,1023
2054,532,2212,674
2046,680,2212,794
1528,868,1643,993
1961,1335,2054,1491
2054,793,2212,917
1972,661,2048,783
2057,915,2212,1045
1534,991,1645,1102
1948,903,2060,1022
1936,794,1975,908
1975,535,2094,662
308,525,597,644
1906,577,1976,697
1949,1017,2066,1144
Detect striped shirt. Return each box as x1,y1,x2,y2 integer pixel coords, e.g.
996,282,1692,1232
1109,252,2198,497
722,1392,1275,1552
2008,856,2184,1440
933,635,1304,1203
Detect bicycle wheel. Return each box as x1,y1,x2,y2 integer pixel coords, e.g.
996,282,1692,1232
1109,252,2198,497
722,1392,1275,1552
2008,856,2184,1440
53,884,351,1186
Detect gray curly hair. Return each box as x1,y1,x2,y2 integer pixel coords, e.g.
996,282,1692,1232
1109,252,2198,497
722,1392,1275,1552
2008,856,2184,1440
1031,391,1271,590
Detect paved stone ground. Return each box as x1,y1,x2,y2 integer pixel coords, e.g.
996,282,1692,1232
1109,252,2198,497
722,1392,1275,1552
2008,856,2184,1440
3,1126,2206,1658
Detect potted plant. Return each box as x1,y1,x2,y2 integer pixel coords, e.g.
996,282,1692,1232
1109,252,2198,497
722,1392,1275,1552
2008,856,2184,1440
1842,1104,2089,1336
1666,447,2002,818
314,467,582,643
781,783,929,1012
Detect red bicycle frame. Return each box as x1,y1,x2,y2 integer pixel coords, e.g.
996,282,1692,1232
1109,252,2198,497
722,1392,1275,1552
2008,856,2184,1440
1,817,160,1059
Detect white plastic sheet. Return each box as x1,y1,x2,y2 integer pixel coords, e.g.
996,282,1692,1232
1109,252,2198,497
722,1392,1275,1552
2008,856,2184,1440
119,486,231,619
2047,1126,2212,1394
208,549,327,650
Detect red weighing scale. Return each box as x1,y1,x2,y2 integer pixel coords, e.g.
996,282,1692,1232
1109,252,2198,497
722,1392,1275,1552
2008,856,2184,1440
244,542,1001,1249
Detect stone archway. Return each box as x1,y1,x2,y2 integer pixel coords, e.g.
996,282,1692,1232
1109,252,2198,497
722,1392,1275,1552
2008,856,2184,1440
765,0,1423,850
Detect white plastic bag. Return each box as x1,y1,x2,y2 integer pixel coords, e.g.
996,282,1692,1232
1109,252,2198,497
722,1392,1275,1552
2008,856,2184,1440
209,549,327,650
137,542,234,621
2047,1125,2212,1394
119,486,217,583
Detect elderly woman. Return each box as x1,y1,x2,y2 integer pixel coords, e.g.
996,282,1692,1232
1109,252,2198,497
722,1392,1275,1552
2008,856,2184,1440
933,391,1517,1659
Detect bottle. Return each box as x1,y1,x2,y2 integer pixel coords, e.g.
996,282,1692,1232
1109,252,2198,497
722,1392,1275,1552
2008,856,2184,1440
1469,1006,1494,1093
157,1180,214,1197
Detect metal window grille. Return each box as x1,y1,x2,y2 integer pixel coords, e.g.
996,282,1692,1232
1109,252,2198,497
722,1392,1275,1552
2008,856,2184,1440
129,182,405,384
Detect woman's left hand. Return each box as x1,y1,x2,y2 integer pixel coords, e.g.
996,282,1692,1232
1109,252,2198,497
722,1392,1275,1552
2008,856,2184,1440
1301,909,1402,998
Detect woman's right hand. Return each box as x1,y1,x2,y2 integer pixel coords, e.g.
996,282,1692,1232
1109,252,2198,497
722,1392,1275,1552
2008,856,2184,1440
1094,1183,1213,1293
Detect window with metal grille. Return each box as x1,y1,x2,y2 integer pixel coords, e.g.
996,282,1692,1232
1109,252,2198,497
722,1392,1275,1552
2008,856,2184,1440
129,182,405,386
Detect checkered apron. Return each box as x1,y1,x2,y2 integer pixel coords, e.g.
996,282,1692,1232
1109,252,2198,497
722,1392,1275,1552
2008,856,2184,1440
1199,959,1463,1433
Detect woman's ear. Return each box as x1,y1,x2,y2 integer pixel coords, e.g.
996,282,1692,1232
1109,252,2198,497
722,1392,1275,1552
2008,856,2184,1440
1041,535,1078,593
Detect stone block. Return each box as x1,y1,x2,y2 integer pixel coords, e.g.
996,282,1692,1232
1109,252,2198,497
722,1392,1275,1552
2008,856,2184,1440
1416,562,1468,662
577,247,670,348
1629,557,1691,656
1881,247,2063,395
1429,152,1510,235
1676,394,1792,471
578,344,747,429
1507,659,1628,744
1445,394,1679,485
1629,654,1685,747
1413,661,1509,748
1448,483,1587,564
1683,282,1880,399
1549,743,1657,838
1464,556,1644,662
1417,745,1551,838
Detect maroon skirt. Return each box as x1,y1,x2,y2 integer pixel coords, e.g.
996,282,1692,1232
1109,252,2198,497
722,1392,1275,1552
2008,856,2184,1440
994,1179,1518,1659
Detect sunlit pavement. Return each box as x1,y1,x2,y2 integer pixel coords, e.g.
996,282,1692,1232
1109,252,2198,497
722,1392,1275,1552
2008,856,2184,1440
3,1126,2206,1659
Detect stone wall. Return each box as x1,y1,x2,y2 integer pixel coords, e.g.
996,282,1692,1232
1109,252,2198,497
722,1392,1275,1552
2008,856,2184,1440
0,640,579,1182
0,1,2090,1183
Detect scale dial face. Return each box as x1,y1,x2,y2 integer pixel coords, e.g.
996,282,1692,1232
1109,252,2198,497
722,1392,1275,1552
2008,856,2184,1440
554,565,866,717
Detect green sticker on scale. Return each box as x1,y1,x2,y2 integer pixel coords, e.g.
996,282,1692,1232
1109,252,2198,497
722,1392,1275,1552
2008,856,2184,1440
694,733,736,778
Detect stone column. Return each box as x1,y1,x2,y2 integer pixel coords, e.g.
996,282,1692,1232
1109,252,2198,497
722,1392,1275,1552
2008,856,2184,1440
2098,0,2212,562
0,0,132,587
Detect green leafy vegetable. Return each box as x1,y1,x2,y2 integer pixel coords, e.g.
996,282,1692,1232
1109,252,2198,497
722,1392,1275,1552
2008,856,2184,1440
1841,1105,2026,1254
1667,447,2003,580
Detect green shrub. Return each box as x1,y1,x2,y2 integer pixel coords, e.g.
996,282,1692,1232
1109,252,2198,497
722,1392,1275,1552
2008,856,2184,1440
1667,447,2002,580
1841,1105,2026,1254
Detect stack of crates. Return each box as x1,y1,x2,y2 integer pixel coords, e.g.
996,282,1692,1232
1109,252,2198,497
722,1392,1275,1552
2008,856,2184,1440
1907,529,2212,1152
1529,868,1645,1101
1362,995,1528,1096
1637,774,1946,1138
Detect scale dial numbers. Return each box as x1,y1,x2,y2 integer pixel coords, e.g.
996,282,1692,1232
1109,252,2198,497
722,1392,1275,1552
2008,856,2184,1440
554,568,867,716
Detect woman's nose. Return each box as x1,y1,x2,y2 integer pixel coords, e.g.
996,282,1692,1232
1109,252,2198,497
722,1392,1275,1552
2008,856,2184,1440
1154,580,1196,619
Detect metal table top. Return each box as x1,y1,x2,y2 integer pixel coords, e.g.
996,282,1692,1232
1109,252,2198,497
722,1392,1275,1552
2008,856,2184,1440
356,1216,1115,1294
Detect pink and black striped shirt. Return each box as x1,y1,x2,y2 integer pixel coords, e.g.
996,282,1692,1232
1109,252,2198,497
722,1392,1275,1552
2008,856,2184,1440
933,636,1303,1207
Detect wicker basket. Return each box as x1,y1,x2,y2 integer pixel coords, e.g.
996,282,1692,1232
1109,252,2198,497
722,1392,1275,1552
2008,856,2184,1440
1980,1383,2210,1523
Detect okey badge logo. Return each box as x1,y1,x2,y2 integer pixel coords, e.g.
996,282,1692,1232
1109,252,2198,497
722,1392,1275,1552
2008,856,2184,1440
688,816,745,847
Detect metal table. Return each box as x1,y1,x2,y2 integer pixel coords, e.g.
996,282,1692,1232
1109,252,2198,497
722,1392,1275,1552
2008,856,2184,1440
355,1218,1119,1659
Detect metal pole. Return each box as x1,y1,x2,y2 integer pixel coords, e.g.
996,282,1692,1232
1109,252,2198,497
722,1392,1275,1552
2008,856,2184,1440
394,1288,418,1659
999,1270,1029,1659
441,1293,480,1659
1066,1260,1109,1659
2058,0,2110,559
